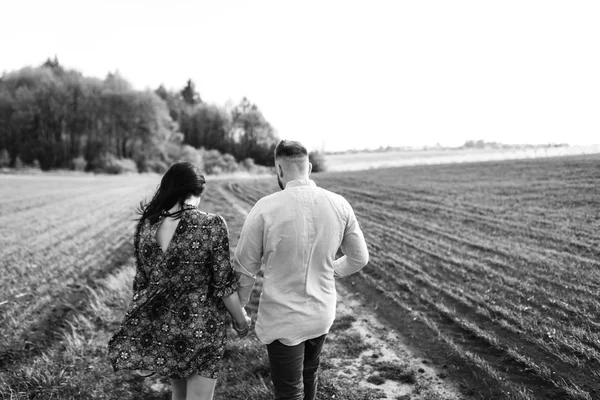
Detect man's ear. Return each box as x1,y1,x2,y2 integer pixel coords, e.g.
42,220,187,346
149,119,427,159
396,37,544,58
277,164,284,178
308,162,313,175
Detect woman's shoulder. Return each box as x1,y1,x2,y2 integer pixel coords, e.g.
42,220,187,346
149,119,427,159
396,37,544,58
185,209,226,226
137,218,153,234
135,218,154,246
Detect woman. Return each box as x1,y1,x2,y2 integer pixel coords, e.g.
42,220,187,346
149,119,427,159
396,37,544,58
108,161,251,400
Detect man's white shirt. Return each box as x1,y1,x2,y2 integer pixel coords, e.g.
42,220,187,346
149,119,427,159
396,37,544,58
234,179,369,345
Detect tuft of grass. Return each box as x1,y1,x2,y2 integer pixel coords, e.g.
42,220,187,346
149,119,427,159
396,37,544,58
366,374,386,385
335,331,370,358
373,361,418,384
320,358,335,370
330,315,356,332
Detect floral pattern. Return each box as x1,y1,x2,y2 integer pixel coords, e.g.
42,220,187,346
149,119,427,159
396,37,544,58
108,206,238,379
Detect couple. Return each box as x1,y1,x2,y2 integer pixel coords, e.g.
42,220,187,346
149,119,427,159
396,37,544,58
108,140,369,400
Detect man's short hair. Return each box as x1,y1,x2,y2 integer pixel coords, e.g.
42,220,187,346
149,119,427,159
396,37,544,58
274,140,308,160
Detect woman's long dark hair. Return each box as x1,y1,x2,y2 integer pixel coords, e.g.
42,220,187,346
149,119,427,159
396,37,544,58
137,161,206,226
132,162,205,289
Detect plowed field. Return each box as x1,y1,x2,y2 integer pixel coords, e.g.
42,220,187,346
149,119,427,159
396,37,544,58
222,154,600,400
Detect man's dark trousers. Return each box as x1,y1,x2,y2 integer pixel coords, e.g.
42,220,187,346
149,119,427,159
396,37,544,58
266,334,327,400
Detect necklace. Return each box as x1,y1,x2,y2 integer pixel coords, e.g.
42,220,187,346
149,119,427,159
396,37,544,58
161,203,196,218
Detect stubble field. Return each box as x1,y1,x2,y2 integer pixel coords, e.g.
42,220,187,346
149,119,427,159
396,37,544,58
1,153,599,399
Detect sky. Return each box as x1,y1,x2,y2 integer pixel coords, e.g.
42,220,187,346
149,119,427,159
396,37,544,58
1,0,599,152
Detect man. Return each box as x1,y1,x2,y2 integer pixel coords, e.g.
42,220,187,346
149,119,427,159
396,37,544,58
234,139,369,400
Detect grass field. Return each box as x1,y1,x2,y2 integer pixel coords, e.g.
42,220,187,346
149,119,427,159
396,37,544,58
1,153,599,399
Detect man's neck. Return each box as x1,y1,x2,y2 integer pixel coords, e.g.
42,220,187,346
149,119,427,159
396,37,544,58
285,176,310,186
289,174,310,181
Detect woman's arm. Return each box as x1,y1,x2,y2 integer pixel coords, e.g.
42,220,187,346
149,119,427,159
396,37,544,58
209,214,252,336
222,292,251,336
222,292,246,325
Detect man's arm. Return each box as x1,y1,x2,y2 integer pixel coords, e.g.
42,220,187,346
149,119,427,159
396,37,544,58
233,204,264,307
334,201,369,277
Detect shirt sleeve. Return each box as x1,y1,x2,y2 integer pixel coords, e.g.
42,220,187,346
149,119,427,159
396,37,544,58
209,214,239,298
333,200,369,278
233,203,264,307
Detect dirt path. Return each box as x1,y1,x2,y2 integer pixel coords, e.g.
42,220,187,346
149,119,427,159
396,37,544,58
331,284,466,399
216,182,467,399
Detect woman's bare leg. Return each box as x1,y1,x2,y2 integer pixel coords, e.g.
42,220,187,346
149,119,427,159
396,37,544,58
186,374,217,400
170,378,187,400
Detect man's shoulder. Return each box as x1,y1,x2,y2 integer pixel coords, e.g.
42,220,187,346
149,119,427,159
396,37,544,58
255,191,282,206
318,187,351,207
248,192,283,216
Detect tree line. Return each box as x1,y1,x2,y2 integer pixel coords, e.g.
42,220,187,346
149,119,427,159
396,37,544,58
0,58,279,174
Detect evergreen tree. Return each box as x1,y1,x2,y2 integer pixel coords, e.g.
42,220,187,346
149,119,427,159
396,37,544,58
180,79,201,105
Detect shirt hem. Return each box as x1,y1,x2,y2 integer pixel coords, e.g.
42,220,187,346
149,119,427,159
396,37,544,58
257,329,330,346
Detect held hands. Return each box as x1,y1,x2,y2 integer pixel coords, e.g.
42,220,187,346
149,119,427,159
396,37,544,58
223,292,252,338
232,313,253,338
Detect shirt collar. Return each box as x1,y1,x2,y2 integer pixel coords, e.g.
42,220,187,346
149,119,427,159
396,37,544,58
285,179,317,189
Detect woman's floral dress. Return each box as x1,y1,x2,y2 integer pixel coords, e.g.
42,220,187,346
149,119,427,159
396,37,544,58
108,205,238,379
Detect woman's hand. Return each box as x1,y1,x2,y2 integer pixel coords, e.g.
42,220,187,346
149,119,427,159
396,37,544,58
222,292,252,338
232,315,252,338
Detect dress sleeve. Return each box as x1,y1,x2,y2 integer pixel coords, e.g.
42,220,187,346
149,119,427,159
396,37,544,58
209,214,239,298
132,223,149,293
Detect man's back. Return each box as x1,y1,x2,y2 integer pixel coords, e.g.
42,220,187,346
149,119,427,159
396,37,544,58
234,179,369,345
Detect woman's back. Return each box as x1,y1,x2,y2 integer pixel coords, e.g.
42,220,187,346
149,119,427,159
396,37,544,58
109,206,239,379
156,213,180,254
135,207,235,296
